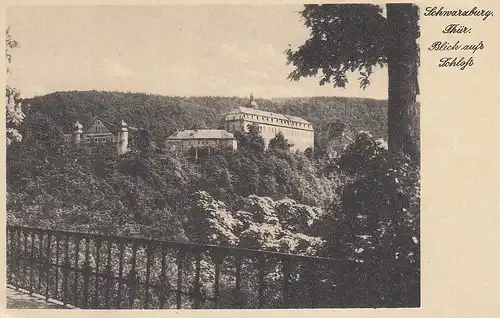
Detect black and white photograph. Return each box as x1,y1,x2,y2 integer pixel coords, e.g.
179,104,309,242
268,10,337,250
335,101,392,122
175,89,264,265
5,4,420,309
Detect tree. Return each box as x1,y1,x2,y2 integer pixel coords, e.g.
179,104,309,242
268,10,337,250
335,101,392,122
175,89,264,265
326,120,347,140
304,147,313,159
329,132,420,306
286,4,419,162
268,132,293,151
135,128,154,156
6,27,25,146
20,112,66,155
185,191,239,246
234,124,265,154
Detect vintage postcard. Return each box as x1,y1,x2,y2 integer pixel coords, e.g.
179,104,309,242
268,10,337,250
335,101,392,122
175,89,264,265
2,0,500,317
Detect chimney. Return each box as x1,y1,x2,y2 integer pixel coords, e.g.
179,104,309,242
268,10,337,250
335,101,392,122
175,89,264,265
117,119,129,155
72,121,83,147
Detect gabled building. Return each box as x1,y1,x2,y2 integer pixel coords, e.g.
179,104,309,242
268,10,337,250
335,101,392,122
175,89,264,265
223,95,314,151
63,117,132,155
165,129,237,154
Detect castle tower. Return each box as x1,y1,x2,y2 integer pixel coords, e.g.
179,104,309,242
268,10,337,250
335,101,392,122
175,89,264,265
117,120,129,155
249,93,258,109
72,121,83,147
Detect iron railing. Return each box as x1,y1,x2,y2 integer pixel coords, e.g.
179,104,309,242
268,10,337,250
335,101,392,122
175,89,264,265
6,225,360,309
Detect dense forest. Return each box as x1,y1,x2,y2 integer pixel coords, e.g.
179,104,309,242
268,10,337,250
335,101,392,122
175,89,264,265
7,90,419,307
22,91,389,152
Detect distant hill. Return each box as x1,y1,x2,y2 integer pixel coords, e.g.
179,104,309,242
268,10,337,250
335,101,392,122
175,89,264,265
23,90,388,147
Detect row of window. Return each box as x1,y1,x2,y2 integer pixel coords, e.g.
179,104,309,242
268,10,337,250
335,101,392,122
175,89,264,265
84,136,116,143
257,125,314,137
227,114,312,129
226,122,313,137
185,139,230,146
166,139,230,147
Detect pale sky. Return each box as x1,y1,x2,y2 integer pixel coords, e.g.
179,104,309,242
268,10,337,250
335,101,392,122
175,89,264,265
7,5,388,99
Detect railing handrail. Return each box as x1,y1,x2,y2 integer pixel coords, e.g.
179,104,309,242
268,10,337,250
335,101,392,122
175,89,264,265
6,224,354,263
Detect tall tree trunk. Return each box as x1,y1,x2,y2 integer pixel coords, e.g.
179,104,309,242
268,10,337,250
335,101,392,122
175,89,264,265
386,4,420,162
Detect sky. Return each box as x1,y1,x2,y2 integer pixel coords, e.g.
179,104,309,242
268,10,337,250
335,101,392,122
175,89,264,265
7,5,388,99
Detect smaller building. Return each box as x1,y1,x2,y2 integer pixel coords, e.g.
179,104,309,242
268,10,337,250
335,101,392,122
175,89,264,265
63,116,132,155
165,129,237,153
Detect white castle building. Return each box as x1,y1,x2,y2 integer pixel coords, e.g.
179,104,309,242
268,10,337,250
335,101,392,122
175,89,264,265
223,95,314,151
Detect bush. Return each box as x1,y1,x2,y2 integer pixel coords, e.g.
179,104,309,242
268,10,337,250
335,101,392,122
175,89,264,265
329,131,420,307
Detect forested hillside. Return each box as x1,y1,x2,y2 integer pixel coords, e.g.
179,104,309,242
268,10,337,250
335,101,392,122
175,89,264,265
23,91,388,148
9,90,421,306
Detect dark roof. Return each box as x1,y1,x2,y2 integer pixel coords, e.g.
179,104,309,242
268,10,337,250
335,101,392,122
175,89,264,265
166,129,235,140
225,107,311,125
78,116,137,135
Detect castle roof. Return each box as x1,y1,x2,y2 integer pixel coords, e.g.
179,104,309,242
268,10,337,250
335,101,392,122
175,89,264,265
70,116,138,136
166,129,235,140
84,117,120,135
225,107,311,125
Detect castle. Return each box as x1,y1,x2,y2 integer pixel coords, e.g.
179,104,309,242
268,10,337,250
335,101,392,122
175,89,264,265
223,95,314,151
69,96,314,155
165,95,314,153
63,117,130,155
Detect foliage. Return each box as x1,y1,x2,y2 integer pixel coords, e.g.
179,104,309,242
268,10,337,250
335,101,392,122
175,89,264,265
234,123,265,154
7,113,340,242
185,191,326,257
286,4,420,161
182,191,327,306
20,112,66,153
24,91,388,153
328,131,420,307
6,27,25,146
268,132,293,151
186,191,239,246
8,92,419,308
135,128,155,156
286,4,387,89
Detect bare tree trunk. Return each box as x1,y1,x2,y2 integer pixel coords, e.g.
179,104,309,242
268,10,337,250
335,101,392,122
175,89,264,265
386,4,420,162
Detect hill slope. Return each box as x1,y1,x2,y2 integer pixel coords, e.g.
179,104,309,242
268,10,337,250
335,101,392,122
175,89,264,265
23,91,388,146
